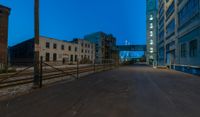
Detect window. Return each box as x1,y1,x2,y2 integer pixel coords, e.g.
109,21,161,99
150,40,153,45
61,45,65,50
75,47,77,52
46,42,50,48
82,49,84,53
178,0,199,26
53,53,57,61
68,46,71,51
70,55,73,62
149,15,153,21
159,30,164,41
46,53,50,61
180,43,187,57
53,43,57,49
166,1,175,19
150,23,153,29
150,31,153,37
75,55,78,62
166,19,175,37
189,40,197,57
150,47,154,53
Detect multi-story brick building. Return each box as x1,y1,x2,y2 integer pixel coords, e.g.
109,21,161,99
84,32,118,64
146,0,158,65
157,0,200,74
0,5,10,69
10,36,95,66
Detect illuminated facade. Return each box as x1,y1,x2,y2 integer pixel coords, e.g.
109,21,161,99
146,0,158,65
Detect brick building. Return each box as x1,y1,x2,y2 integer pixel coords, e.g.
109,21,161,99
0,5,10,69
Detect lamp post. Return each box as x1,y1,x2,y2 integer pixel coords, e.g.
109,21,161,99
33,0,40,87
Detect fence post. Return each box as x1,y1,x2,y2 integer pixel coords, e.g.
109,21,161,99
40,56,43,88
103,60,105,71
77,59,79,79
93,59,95,72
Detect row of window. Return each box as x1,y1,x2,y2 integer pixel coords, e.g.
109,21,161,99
45,53,93,62
178,0,199,27
180,39,198,58
166,1,175,19
46,42,94,53
166,19,175,38
46,42,78,51
81,43,93,48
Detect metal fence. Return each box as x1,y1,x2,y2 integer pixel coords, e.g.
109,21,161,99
0,59,117,89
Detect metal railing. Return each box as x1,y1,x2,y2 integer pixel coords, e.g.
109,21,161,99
0,58,117,89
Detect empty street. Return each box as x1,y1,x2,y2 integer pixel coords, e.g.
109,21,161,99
1,65,200,117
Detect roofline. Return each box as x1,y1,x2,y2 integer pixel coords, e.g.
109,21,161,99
0,5,11,11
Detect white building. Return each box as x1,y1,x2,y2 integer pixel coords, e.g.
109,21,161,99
39,37,95,65
10,36,95,66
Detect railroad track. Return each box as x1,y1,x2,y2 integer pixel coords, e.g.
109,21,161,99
0,64,115,89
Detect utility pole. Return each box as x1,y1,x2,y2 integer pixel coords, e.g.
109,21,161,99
34,0,40,87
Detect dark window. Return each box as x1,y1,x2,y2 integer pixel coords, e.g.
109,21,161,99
75,47,77,52
180,43,187,58
53,43,57,49
189,40,198,57
68,46,71,51
166,1,174,19
75,55,78,62
178,0,199,26
46,53,50,61
82,49,84,53
61,45,65,50
46,42,50,48
166,19,175,38
70,55,73,62
53,53,57,61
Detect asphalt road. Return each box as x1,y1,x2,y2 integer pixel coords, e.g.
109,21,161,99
1,64,200,117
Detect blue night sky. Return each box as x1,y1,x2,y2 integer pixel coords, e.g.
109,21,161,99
0,0,146,46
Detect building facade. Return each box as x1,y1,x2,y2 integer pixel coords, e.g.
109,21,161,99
157,0,200,74
146,0,158,65
10,36,95,66
84,32,118,64
0,5,10,69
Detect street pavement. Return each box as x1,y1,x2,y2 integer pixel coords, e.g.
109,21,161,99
1,64,200,117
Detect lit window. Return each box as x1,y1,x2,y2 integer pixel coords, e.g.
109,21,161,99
150,40,153,45
150,31,153,37
150,23,153,29
149,15,153,21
